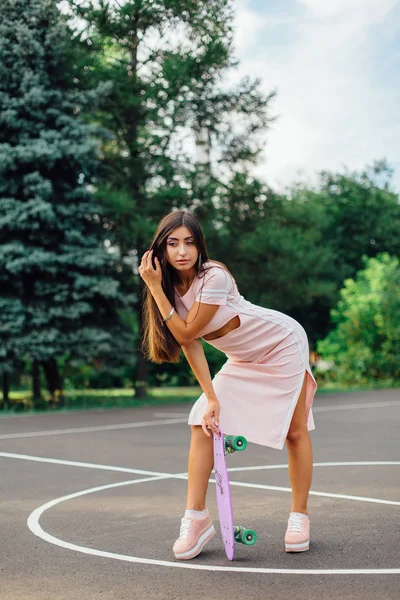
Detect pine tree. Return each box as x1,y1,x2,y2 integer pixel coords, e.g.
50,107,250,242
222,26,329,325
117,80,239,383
0,0,127,406
68,0,275,396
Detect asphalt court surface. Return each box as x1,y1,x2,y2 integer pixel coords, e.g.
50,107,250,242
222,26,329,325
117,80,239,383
1,389,400,600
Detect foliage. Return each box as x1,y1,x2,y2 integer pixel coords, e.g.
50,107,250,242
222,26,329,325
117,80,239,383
317,253,400,384
213,173,337,344
66,0,275,394
1,2,399,397
281,160,400,342
317,161,400,284
0,0,131,384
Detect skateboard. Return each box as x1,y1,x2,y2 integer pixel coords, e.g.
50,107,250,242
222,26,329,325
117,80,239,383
213,426,257,560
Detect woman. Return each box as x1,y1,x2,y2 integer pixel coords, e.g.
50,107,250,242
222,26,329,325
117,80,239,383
139,210,317,560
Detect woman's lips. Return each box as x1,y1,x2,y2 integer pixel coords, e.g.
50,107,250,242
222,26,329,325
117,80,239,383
177,260,189,264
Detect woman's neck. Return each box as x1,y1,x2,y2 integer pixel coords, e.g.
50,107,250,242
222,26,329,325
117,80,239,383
177,267,197,290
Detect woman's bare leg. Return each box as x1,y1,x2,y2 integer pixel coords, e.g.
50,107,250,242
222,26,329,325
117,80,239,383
186,425,214,511
286,374,313,514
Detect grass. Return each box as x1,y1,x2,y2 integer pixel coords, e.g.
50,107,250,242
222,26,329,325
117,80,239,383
0,386,202,417
1,380,399,417
315,380,400,394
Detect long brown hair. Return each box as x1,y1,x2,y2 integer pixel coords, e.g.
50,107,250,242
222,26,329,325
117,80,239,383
141,210,228,363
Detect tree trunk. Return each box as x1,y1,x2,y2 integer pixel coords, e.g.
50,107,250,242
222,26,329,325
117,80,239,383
134,278,148,399
1,372,10,409
129,20,149,400
134,346,148,399
42,358,64,408
32,360,41,404
194,121,211,187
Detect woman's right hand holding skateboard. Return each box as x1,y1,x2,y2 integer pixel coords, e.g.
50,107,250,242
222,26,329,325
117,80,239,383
202,398,220,437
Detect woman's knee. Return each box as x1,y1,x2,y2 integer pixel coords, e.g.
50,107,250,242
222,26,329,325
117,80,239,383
286,373,309,446
286,424,308,446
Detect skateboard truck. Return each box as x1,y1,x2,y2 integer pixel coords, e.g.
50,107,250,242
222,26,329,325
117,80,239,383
224,435,247,454
234,525,257,546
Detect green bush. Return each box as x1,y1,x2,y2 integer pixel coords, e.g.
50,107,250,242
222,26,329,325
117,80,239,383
317,253,400,384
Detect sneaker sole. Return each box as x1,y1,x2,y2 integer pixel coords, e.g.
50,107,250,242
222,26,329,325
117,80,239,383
174,525,215,560
285,540,310,552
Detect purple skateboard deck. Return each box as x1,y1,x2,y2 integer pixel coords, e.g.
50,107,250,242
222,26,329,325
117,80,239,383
213,427,235,560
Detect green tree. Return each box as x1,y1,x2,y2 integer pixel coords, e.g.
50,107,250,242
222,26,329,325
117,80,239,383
68,0,275,395
317,160,400,283
317,253,400,384
212,173,336,345
282,161,400,342
0,0,126,406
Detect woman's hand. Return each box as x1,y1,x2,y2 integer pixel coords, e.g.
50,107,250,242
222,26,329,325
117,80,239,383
201,399,221,437
138,249,162,290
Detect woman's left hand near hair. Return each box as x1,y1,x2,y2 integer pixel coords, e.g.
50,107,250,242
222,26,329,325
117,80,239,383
138,250,162,290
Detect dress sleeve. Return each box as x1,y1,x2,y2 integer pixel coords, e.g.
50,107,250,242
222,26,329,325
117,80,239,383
195,267,230,306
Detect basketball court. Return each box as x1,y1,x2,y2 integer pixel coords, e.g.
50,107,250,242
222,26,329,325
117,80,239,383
1,388,399,599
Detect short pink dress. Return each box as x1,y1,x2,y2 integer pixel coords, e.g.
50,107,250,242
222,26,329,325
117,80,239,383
175,260,317,450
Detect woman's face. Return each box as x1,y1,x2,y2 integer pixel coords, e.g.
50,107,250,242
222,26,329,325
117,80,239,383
165,226,199,273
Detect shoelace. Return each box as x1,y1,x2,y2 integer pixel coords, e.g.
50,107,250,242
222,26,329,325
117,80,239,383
178,517,192,540
287,513,306,533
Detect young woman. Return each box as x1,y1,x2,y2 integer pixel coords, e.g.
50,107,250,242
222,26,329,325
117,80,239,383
139,210,317,560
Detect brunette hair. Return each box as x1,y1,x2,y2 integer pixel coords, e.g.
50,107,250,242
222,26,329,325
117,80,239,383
141,210,228,363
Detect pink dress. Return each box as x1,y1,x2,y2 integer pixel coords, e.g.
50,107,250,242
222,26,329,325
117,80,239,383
175,261,317,449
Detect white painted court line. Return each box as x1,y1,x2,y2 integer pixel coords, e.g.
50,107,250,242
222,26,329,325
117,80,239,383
27,471,400,575
228,461,400,472
225,462,400,506
153,412,188,418
0,452,188,480
1,400,399,441
1,452,397,574
2,452,399,507
224,480,400,506
0,417,187,440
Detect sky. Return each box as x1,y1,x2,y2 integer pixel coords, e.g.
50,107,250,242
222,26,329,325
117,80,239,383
230,0,400,192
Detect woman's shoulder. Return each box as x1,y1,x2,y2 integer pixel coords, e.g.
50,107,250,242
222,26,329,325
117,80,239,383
198,260,235,295
203,258,228,271
201,261,229,281
203,259,231,275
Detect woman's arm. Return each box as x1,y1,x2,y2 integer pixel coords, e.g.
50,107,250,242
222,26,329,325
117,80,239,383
140,250,220,345
151,285,219,345
181,338,220,436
